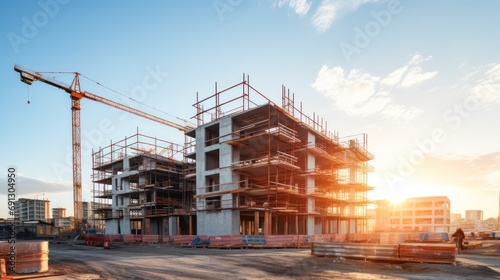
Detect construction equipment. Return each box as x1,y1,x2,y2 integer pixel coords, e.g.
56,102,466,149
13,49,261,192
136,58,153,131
14,64,194,231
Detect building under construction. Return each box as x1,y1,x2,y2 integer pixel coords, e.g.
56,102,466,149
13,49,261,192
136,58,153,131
92,76,373,236
92,132,196,235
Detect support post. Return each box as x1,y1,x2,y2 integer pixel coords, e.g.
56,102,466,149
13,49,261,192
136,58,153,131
189,215,193,235
254,211,259,235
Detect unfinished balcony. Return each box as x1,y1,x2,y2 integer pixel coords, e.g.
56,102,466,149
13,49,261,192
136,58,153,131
231,151,300,172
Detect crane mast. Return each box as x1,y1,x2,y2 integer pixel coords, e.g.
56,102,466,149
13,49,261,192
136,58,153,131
14,64,193,231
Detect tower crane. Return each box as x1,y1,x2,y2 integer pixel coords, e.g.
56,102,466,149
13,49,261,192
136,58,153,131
14,64,194,230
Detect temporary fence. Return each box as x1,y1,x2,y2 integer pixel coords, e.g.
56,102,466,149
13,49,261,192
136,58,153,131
105,232,453,249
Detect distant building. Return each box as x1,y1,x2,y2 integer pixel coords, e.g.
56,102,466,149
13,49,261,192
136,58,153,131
450,211,497,232
58,216,75,230
82,202,92,222
465,210,483,222
480,217,498,231
52,207,66,227
14,198,50,223
375,196,450,232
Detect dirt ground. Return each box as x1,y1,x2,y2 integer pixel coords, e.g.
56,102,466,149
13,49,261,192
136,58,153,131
10,240,500,280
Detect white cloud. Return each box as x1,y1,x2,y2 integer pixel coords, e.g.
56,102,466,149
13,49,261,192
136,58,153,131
408,53,432,65
312,53,437,120
274,0,311,16
470,63,500,106
312,0,380,33
381,54,437,88
273,0,379,33
380,104,423,120
381,65,408,87
311,0,338,33
400,67,438,88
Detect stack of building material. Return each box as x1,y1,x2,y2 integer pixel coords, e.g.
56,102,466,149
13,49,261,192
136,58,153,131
402,232,421,242
243,235,266,247
0,241,49,274
209,235,244,248
265,235,297,248
311,242,456,264
419,232,449,243
489,231,500,239
311,243,398,261
330,234,346,243
171,235,197,246
122,234,142,243
309,234,331,243
106,234,121,242
379,233,404,244
347,233,379,243
295,235,308,247
142,235,160,243
399,243,456,263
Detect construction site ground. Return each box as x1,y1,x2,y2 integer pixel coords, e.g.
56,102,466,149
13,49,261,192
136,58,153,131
18,240,500,280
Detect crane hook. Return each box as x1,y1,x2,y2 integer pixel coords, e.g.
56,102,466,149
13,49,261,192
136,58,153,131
26,84,31,104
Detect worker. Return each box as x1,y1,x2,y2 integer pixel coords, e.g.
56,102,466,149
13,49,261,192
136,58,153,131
451,228,466,251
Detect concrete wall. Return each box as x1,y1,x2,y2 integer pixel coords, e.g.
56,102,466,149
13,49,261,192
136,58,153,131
196,118,242,235
197,210,240,235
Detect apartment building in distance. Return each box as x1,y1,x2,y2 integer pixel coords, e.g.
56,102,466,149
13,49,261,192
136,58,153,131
52,207,66,227
451,210,498,232
465,210,483,222
14,198,50,223
186,78,374,236
375,196,450,232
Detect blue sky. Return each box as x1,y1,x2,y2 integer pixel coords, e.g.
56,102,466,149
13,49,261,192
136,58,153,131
1,0,499,220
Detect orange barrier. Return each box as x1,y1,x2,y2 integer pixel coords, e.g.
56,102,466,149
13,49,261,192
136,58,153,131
171,235,196,246
331,234,347,243
106,234,121,242
122,234,142,243
297,235,308,246
347,233,379,243
209,235,243,248
142,235,160,243
85,236,111,249
265,235,296,247
309,234,331,243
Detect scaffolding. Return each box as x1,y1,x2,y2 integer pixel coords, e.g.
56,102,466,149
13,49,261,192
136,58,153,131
188,75,374,236
91,131,195,234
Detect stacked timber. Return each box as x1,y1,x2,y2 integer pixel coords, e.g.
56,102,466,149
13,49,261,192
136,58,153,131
311,242,456,264
399,243,456,263
311,242,398,261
